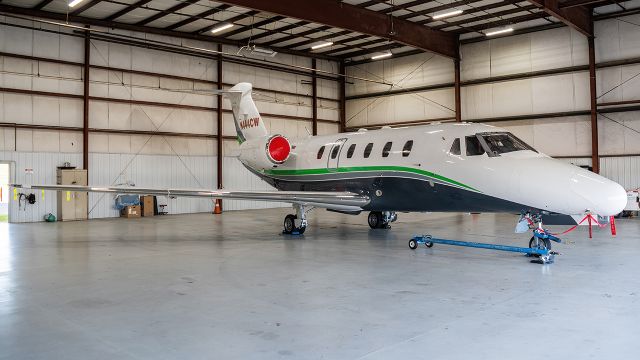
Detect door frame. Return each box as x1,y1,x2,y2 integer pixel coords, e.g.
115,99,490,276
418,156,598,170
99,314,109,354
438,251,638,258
326,138,348,172
0,161,15,223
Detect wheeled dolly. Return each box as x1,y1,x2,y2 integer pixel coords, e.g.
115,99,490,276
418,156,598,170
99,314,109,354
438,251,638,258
409,228,561,264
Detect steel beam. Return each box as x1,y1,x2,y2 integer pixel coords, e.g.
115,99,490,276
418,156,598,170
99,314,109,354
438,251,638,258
312,59,318,136
339,61,346,133
83,28,90,173
559,0,610,8
136,0,198,26
217,44,223,211
0,4,338,61
588,35,600,173
105,0,153,21
34,0,54,10
165,4,231,30
454,58,461,122
527,0,593,36
214,0,459,59
70,0,103,16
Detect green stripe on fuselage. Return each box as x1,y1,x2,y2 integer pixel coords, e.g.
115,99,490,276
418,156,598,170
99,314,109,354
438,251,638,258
263,166,480,193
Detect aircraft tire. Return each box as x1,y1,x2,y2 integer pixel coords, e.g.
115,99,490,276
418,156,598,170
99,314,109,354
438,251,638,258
368,211,382,229
284,214,296,234
529,236,551,256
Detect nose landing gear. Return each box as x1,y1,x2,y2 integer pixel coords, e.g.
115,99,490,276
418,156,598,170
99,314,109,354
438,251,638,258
368,211,397,229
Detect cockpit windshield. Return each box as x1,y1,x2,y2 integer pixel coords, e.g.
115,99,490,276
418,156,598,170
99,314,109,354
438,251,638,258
478,132,537,155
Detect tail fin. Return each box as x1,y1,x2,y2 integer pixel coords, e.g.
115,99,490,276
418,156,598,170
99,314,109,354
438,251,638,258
225,83,268,143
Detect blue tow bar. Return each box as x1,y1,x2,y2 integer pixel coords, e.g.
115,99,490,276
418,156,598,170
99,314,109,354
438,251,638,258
409,231,560,264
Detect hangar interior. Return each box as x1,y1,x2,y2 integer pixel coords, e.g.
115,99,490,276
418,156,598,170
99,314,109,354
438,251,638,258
0,0,639,359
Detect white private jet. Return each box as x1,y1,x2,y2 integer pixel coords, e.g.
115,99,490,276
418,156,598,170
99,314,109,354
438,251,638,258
13,82,627,237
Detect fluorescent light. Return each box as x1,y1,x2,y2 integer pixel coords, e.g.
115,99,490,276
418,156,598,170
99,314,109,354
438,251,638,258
210,23,234,34
432,9,463,20
68,0,85,7
371,52,392,60
311,41,333,50
251,46,278,57
485,27,514,37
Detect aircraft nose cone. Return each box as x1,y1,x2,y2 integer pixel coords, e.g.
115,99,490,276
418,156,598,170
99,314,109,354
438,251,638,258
594,181,627,216
570,170,627,216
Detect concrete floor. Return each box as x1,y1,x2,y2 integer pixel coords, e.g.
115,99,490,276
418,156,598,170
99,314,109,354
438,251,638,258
1,209,639,360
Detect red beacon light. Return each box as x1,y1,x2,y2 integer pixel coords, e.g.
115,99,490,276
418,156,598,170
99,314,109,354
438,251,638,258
266,135,291,164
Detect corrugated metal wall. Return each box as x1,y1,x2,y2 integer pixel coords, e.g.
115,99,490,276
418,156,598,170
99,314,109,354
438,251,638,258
0,151,82,223
88,153,218,219
1,150,291,222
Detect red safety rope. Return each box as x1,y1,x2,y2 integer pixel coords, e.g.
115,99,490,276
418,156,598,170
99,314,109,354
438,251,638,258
526,214,610,237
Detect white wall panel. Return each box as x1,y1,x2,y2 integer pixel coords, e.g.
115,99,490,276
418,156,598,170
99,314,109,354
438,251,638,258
346,52,454,97
486,116,592,157
222,156,287,211
597,111,640,155
595,14,640,62
88,153,218,219
0,151,82,223
601,156,640,190
460,27,587,81
347,88,455,127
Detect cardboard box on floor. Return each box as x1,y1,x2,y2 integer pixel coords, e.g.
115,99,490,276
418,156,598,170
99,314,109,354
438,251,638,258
121,205,141,218
141,195,155,217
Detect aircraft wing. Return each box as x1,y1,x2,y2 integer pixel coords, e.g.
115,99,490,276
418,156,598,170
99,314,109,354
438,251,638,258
10,184,370,212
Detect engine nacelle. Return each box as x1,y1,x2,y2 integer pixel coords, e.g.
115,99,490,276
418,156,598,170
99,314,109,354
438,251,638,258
238,134,292,169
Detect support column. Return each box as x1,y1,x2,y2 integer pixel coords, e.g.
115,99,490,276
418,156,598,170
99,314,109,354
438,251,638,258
216,44,223,211
339,61,346,133
311,58,318,136
454,58,461,122
83,27,90,172
588,35,600,173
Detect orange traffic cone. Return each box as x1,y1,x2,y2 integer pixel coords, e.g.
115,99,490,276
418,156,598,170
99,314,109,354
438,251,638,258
213,199,222,214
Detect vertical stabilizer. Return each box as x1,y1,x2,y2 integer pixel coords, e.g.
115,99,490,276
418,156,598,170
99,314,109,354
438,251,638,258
226,83,268,143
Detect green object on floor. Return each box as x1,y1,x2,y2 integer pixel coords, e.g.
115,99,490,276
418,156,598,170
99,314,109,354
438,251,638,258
44,213,56,222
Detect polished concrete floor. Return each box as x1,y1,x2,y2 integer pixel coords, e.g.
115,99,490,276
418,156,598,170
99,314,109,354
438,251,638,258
1,209,639,359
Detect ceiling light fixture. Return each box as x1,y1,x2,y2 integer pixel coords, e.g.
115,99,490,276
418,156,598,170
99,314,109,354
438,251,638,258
250,45,278,57
371,52,392,60
210,23,234,34
68,0,86,7
432,9,463,20
311,41,334,50
485,27,514,37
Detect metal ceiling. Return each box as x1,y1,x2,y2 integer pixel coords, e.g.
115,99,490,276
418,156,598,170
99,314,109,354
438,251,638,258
0,0,636,62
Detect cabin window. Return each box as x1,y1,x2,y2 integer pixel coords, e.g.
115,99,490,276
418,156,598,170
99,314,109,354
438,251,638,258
317,146,326,159
331,145,340,159
346,144,356,158
465,136,485,156
382,142,393,157
402,140,413,157
364,143,374,158
450,138,461,155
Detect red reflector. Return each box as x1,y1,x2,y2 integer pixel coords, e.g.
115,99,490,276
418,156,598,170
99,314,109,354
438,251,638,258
268,135,290,163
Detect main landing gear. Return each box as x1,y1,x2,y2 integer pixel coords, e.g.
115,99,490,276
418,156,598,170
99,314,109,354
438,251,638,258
283,204,310,235
368,211,397,229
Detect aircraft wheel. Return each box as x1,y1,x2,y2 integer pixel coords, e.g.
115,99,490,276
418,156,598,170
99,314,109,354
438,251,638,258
529,236,551,256
425,242,433,248
408,239,418,250
297,225,306,234
368,211,382,229
283,214,296,234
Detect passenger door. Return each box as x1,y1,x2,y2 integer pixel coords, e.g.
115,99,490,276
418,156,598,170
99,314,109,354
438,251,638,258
327,138,347,172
